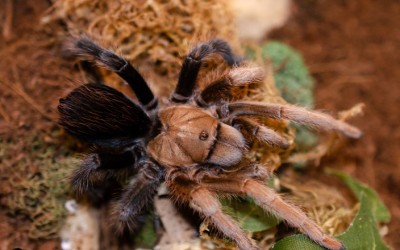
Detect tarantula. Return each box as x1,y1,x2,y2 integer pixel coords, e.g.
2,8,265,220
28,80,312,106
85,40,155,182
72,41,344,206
58,37,361,250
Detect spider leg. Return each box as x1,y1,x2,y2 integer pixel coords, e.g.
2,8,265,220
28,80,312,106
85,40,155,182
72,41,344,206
167,179,259,250
70,146,144,203
198,178,344,250
78,60,104,84
232,117,290,149
221,102,362,138
111,160,163,234
71,36,157,110
243,180,345,250
197,66,265,106
171,39,239,103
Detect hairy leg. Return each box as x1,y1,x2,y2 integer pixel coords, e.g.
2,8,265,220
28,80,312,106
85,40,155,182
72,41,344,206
70,146,145,202
232,117,290,149
199,177,344,250
172,39,239,103
197,66,265,106
111,160,163,233
220,102,362,138
243,180,345,250
165,163,270,249
78,60,104,83
70,36,158,110
167,177,259,250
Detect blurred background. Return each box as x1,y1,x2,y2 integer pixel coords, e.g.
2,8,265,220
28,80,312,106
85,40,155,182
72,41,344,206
0,0,398,249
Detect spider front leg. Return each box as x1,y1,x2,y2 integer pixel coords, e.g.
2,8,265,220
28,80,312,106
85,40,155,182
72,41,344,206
220,102,362,138
111,160,163,233
200,178,344,250
167,179,259,250
171,39,239,103
243,180,345,250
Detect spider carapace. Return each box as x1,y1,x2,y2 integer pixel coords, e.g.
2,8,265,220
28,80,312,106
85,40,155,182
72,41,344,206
58,37,360,250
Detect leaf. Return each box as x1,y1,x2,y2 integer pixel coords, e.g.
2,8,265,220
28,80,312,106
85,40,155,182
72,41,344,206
220,197,280,232
327,169,391,223
272,194,389,250
272,172,391,250
271,234,324,250
133,212,158,248
337,195,389,250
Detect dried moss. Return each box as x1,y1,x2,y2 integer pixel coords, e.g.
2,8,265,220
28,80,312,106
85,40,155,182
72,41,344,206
1,136,75,239
280,174,356,236
44,0,241,97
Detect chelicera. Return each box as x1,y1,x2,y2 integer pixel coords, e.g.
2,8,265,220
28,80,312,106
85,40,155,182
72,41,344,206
58,37,360,250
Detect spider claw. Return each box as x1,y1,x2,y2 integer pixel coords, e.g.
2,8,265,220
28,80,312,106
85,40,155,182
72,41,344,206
341,125,363,139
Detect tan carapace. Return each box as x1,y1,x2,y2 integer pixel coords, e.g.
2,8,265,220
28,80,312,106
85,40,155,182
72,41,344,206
148,105,246,167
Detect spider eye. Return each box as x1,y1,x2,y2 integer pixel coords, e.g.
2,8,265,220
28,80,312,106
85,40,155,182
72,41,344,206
199,130,209,141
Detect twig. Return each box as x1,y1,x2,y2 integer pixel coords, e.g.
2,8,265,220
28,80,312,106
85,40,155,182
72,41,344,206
0,99,11,124
274,57,290,73
7,66,55,121
3,0,13,40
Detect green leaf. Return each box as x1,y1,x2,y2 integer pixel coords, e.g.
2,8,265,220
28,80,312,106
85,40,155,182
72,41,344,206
327,169,391,223
272,171,391,250
220,197,280,232
272,234,324,250
133,212,158,248
272,194,389,250
337,195,389,250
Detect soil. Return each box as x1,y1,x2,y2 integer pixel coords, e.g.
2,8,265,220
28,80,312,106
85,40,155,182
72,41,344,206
0,0,399,249
270,0,400,248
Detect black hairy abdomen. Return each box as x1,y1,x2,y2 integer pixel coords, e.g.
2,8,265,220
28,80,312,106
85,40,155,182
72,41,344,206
58,83,151,146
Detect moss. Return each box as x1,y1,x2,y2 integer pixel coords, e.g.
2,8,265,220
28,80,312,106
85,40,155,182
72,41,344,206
44,0,241,97
2,136,75,239
261,42,314,108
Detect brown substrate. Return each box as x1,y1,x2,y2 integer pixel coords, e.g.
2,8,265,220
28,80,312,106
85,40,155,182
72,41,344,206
1,0,399,249
270,0,400,248
0,1,76,249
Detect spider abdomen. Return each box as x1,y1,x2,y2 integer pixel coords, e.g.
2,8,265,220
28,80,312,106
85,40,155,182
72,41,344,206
58,83,152,147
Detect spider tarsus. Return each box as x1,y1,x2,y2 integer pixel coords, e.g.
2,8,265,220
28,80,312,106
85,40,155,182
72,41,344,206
342,125,362,139
319,236,346,250
71,36,125,70
206,39,238,65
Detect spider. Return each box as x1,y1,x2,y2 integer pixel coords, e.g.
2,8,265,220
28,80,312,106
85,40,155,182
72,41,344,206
58,37,361,250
